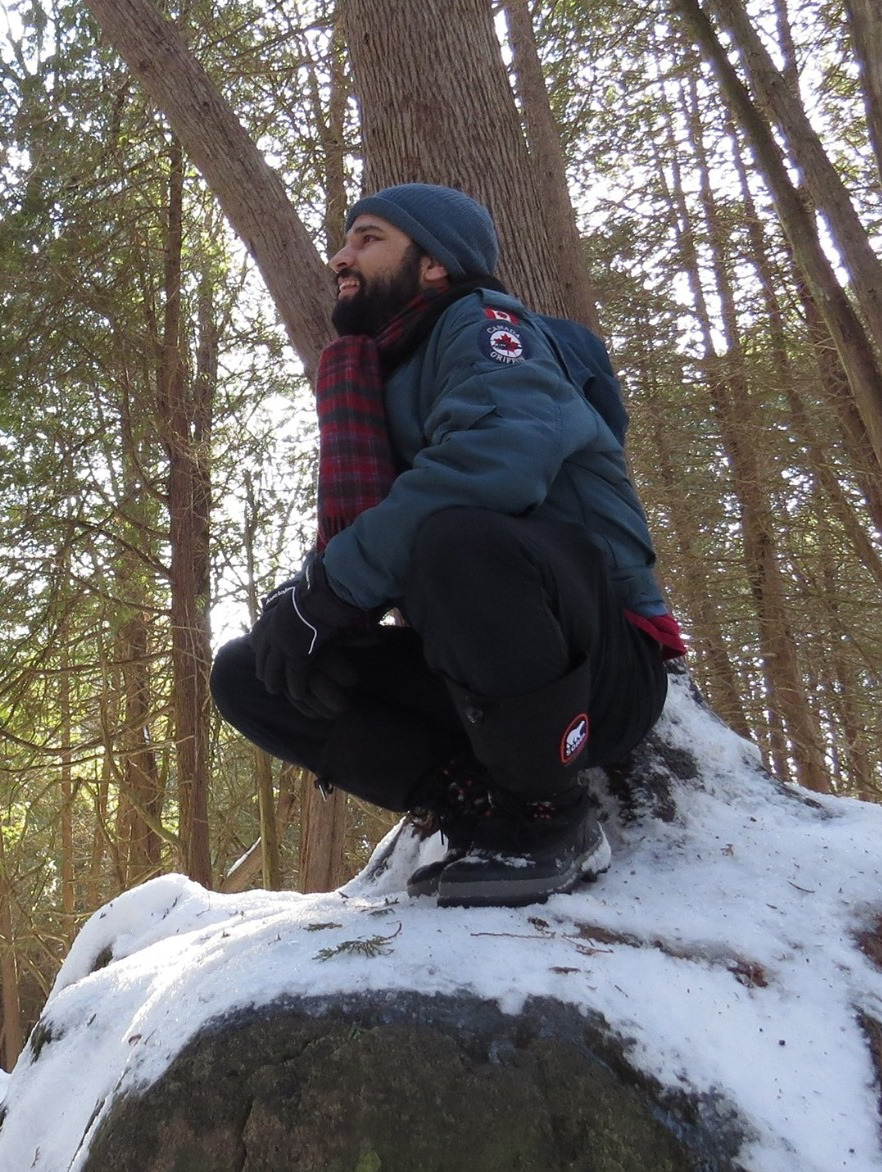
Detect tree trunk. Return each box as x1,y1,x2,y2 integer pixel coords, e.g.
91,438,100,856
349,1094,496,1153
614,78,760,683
317,16,350,257
0,832,23,1071
692,90,828,793
157,141,213,886
116,432,164,887
820,527,878,801
299,781,348,894
798,285,882,528
57,549,77,936
633,313,752,742
843,0,882,186
254,749,282,890
672,0,882,471
723,103,882,588
702,0,882,360
660,64,828,790
118,608,163,886
86,750,112,910
83,0,333,378
503,0,600,331
241,473,283,890
342,0,577,318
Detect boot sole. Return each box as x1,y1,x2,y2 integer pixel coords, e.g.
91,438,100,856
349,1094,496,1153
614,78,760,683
436,828,611,909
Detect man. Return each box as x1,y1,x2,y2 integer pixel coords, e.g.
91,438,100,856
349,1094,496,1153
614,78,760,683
211,183,684,908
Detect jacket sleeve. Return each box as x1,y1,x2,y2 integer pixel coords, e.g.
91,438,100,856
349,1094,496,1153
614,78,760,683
322,303,616,609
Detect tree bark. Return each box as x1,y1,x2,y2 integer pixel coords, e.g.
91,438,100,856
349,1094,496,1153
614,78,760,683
672,0,882,471
157,141,213,886
342,0,578,318
503,0,600,331
115,424,164,886
299,781,348,893
722,103,882,587
661,64,828,790
702,0,882,359
0,832,23,1071
842,0,882,187
318,16,350,257
83,0,333,378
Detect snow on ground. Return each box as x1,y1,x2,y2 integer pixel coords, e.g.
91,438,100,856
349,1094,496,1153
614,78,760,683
0,673,880,1172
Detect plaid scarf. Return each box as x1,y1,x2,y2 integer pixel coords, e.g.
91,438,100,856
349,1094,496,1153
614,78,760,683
314,290,441,550
315,278,505,549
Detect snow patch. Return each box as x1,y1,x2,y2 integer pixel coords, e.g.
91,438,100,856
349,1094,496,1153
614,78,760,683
0,675,880,1172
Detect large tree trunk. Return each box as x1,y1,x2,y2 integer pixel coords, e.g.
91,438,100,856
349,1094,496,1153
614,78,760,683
341,0,590,320
299,780,348,893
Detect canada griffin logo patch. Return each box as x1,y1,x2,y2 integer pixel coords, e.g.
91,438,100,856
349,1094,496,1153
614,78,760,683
560,713,589,764
479,323,529,365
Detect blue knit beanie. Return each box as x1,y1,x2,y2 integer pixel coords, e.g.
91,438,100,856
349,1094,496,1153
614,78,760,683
345,183,499,278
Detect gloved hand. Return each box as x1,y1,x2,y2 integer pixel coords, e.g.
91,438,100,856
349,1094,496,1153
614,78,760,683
250,553,378,719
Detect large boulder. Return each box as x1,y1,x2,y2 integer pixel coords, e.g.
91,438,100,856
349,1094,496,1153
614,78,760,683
78,991,745,1172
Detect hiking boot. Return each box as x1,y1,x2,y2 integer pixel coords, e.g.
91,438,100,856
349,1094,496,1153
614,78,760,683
406,759,493,898
436,786,611,909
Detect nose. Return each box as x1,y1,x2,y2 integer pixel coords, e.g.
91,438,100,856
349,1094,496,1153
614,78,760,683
329,243,356,273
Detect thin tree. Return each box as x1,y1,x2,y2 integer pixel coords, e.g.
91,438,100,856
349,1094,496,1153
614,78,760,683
672,0,882,469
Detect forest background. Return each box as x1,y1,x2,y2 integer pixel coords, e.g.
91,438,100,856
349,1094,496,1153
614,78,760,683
0,0,880,1073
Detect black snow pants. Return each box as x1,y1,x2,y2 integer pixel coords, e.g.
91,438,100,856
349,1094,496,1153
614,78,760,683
210,508,667,812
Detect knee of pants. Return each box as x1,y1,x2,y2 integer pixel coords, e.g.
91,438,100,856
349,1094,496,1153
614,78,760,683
209,636,255,723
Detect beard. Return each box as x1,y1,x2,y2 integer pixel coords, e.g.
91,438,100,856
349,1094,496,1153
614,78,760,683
331,242,425,337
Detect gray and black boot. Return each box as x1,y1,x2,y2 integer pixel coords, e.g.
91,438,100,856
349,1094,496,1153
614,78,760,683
406,758,494,898
436,782,610,908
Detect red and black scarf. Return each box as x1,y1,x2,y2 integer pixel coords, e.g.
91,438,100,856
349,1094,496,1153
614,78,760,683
315,279,504,549
314,291,437,549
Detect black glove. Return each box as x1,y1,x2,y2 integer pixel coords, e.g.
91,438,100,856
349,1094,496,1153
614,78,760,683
251,553,378,719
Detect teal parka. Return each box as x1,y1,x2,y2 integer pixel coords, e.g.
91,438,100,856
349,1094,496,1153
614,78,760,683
322,289,666,618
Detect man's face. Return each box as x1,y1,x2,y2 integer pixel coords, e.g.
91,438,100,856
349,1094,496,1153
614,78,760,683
329,215,438,335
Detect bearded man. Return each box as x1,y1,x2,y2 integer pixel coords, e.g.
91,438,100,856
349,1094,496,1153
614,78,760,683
211,183,684,908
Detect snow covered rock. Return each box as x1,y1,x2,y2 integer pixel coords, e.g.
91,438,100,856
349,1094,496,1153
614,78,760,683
76,991,744,1172
0,672,880,1171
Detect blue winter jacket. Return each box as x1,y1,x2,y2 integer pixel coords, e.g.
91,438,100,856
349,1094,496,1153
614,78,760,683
322,289,666,617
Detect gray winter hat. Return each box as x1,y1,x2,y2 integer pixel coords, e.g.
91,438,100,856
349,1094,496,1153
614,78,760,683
344,183,499,278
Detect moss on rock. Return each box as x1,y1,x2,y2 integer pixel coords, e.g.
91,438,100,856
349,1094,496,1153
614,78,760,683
81,992,747,1172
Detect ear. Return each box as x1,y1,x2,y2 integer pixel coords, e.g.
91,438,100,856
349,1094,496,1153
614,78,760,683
420,255,449,288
